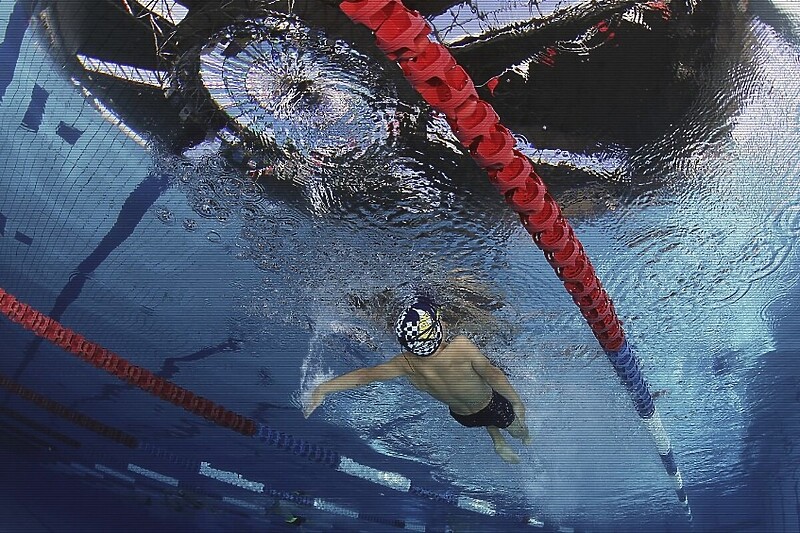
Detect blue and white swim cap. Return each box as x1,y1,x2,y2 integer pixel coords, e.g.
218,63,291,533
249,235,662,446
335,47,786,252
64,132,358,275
395,299,443,357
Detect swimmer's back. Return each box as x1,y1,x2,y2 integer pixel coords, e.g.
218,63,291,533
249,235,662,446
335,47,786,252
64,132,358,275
400,335,492,415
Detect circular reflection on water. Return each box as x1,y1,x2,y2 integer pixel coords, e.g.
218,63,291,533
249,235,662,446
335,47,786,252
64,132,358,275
198,15,397,163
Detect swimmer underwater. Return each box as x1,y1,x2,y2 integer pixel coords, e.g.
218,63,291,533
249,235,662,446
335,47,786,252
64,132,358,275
304,298,531,463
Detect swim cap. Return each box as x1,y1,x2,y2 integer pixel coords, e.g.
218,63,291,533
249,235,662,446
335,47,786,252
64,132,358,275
395,299,443,357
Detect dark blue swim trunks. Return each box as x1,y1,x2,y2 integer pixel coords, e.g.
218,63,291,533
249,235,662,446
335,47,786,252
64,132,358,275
449,389,516,429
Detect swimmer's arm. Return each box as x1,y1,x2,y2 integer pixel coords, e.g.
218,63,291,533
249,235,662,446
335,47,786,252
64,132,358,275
321,357,408,392
303,356,408,418
469,349,526,420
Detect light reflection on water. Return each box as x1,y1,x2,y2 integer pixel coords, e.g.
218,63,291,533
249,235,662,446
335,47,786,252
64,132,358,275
150,6,800,530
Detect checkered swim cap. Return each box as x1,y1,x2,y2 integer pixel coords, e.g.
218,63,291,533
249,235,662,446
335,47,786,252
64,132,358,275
395,299,443,357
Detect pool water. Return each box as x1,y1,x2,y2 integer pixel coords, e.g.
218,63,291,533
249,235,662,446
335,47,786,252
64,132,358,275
1,1,799,531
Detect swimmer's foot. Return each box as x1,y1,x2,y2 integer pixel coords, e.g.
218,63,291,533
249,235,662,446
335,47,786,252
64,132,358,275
494,442,521,464
487,426,521,463
507,419,532,446
519,426,532,446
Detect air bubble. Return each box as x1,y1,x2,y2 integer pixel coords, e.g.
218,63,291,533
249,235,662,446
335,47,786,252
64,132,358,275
196,198,220,218
183,218,198,232
156,206,174,224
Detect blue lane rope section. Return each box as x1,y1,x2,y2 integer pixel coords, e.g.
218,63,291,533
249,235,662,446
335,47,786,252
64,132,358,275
254,424,341,468
605,340,690,514
136,438,553,530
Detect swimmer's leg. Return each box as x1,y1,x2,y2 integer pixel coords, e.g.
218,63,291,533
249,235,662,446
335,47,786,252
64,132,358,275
486,426,520,464
506,417,532,445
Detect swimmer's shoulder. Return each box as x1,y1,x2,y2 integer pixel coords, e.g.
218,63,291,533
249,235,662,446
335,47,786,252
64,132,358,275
445,335,483,358
374,353,414,378
448,335,472,347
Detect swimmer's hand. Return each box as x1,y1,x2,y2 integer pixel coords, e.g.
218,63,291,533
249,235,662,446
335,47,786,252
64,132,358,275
303,386,327,418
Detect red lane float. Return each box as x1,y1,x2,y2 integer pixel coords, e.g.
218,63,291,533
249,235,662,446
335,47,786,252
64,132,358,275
0,288,257,436
0,371,137,447
339,0,625,351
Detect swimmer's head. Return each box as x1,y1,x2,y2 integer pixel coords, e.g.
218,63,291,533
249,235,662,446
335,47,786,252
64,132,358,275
395,298,443,357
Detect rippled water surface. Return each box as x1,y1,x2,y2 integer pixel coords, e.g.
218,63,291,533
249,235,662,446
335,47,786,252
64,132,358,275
162,6,800,526
1,1,800,531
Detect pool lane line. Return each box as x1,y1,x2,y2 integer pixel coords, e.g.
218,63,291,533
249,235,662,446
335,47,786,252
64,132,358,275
7,172,169,389
0,0,35,102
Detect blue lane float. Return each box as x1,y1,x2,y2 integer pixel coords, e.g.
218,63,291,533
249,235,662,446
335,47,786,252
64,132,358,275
605,340,691,517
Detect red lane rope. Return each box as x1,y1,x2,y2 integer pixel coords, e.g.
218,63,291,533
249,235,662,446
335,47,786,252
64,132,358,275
339,0,625,351
0,372,131,448
0,288,257,437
